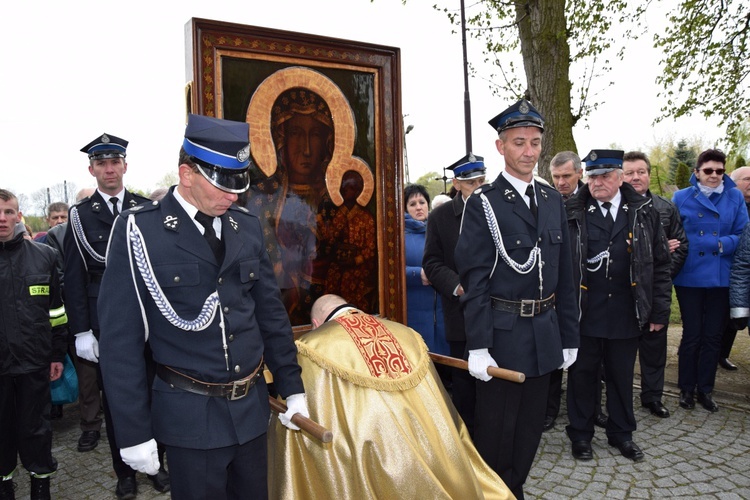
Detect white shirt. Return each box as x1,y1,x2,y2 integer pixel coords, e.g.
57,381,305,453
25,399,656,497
99,188,125,215
173,188,222,239
501,171,535,210
597,190,622,222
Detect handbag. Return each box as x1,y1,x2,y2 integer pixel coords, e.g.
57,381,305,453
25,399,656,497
50,353,79,405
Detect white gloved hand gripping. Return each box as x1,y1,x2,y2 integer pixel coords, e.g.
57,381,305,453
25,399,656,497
468,348,498,382
75,330,99,363
120,439,160,475
560,348,578,370
279,393,310,431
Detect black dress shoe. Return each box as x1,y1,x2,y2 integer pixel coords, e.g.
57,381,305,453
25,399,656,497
642,401,670,418
608,439,644,461
542,415,556,432
77,430,100,452
697,391,719,412
115,476,137,500
148,468,171,493
719,358,739,371
571,440,593,460
679,391,695,409
594,412,608,428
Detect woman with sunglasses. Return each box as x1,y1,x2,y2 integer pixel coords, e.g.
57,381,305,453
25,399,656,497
672,149,749,412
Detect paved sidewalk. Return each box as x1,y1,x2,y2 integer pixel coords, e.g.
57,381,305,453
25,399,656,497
10,326,750,499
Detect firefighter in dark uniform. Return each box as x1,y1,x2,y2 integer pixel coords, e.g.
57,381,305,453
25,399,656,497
422,153,486,436
63,133,163,498
97,114,308,500
455,99,580,499
565,150,672,463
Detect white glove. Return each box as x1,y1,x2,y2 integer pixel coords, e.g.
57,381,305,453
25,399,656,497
120,439,160,475
468,348,498,382
279,393,310,431
75,330,99,363
560,348,578,370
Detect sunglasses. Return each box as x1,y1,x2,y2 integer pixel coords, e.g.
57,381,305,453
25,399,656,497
699,168,726,175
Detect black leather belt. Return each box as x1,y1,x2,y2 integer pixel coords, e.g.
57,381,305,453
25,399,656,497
156,358,263,401
491,294,555,317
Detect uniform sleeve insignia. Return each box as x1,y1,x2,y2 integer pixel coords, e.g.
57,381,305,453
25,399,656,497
163,215,179,231
588,204,596,212
228,216,239,232
91,201,101,212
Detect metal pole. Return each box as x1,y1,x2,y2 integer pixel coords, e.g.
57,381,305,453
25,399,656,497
460,0,472,154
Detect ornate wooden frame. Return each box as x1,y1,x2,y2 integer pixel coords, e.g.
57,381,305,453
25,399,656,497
185,18,405,329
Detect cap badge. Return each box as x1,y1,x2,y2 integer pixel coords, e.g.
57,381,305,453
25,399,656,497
468,153,476,163
101,134,110,144
237,145,250,163
590,152,598,161
163,215,179,231
519,101,530,114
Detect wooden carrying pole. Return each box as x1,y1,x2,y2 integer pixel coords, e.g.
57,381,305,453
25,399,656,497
429,352,526,383
269,397,333,443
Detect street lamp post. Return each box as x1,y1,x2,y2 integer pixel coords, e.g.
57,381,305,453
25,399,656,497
404,123,414,184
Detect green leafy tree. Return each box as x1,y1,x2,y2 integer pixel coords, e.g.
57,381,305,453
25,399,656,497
414,171,449,203
654,0,750,152
732,156,747,171
649,163,670,197
674,161,691,189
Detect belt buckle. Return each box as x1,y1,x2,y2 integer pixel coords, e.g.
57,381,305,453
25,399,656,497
520,299,536,318
228,379,250,400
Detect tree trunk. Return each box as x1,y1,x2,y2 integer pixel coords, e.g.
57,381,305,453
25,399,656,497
514,0,577,180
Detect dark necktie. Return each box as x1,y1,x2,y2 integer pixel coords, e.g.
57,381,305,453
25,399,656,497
110,197,119,217
194,211,224,263
602,201,614,231
525,184,538,220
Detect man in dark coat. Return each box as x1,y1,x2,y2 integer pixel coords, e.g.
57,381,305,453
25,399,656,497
423,153,486,435
566,150,672,462
98,114,308,500
455,99,579,499
623,151,688,419
63,133,156,498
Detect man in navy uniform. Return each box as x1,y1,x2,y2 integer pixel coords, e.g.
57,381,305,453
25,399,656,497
63,133,161,498
455,99,579,499
565,150,671,462
98,114,308,500
422,152,486,435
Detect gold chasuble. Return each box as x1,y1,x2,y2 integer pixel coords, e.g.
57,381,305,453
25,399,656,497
268,310,513,499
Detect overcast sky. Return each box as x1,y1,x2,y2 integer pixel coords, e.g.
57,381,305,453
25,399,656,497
1,0,721,211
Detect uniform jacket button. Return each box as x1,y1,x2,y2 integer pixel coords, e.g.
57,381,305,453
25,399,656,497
234,365,241,373
249,272,255,279
173,276,180,283
218,277,223,285
228,334,234,342
223,306,229,313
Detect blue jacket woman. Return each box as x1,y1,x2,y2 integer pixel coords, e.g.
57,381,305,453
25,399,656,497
404,184,449,355
671,149,749,412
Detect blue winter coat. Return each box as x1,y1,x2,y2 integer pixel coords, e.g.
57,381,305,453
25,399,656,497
404,213,449,355
672,174,749,288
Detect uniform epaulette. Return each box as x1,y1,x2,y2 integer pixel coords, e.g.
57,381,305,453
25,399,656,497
125,200,160,215
227,204,253,217
472,183,495,196
73,196,93,207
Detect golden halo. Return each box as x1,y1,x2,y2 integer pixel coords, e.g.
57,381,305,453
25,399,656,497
246,66,374,206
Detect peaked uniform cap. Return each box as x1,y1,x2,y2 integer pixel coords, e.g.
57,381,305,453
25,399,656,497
583,149,624,176
447,153,486,180
182,114,251,193
81,133,128,159
488,99,545,133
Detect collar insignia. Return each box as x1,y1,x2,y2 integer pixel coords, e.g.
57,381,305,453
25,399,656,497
127,199,139,207
540,188,549,200
163,215,179,231
588,204,596,213
503,189,517,202
91,201,101,212
228,216,239,232
622,204,629,212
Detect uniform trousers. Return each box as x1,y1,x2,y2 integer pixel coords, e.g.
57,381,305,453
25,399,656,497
166,433,267,500
675,286,728,393
448,340,476,436
567,336,639,444
474,372,549,500
0,369,58,477
75,356,102,431
638,324,668,404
